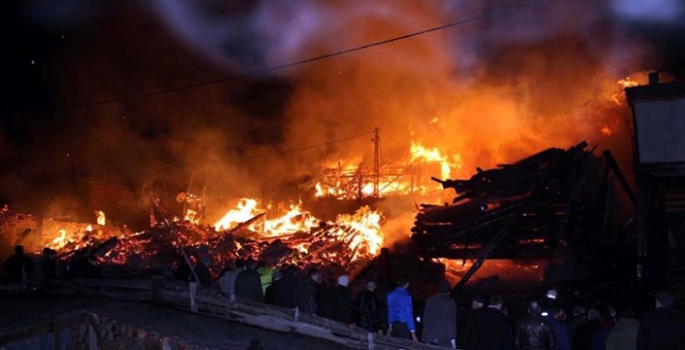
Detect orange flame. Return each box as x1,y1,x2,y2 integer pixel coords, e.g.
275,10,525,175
96,210,106,226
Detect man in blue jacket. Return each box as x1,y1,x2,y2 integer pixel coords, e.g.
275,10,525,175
387,277,418,341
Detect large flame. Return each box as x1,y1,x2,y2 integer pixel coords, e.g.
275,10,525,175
214,198,261,231
212,198,384,262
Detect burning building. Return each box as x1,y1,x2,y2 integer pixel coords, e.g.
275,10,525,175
4,0,685,348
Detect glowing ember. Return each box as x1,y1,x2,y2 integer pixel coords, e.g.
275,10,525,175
600,125,614,136
184,209,200,224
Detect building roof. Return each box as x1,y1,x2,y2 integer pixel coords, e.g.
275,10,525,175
625,82,685,104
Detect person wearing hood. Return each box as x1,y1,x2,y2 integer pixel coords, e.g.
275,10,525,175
421,280,457,348
606,309,638,350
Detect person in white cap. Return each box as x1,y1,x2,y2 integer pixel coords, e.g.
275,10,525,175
321,274,354,326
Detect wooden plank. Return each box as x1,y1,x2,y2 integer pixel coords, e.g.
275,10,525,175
159,288,443,350
68,278,152,291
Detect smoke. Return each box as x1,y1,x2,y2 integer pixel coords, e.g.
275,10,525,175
610,0,685,23
3,0,677,228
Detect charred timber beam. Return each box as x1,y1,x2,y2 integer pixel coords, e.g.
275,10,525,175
603,150,638,208
453,203,527,292
226,212,266,234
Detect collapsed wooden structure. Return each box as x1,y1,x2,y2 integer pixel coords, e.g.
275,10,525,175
411,141,637,289
411,142,597,258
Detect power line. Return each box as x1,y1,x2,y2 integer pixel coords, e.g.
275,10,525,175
57,0,555,110
182,130,374,165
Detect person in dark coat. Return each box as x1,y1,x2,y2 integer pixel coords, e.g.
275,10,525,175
474,295,513,350
459,295,485,350
354,280,383,333
606,309,638,350
515,300,555,350
234,259,264,302
39,248,58,279
421,280,457,348
273,265,299,308
590,310,615,350
174,256,191,282
566,306,587,345
572,308,601,350
194,256,213,288
298,268,321,314
218,259,245,296
544,306,571,350
322,275,354,325
316,276,335,319
636,291,685,350
3,245,33,283
265,270,281,305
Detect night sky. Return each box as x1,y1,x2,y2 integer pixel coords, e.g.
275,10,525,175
1,0,685,218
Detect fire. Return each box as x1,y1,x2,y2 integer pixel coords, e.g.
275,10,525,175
96,210,106,226
334,206,383,258
214,198,261,231
47,229,68,250
211,199,384,263
184,209,200,224
617,77,639,89
410,141,458,180
262,203,319,237
314,141,464,200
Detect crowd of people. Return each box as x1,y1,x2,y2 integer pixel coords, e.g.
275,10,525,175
175,255,685,350
5,245,685,350
1,244,101,284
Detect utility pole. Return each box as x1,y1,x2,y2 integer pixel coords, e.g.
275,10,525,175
373,127,380,198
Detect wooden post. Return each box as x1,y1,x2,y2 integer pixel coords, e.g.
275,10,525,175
367,332,374,350
21,266,26,292
54,319,60,350
189,282,198,313
162,338,174,350
88,324,97,350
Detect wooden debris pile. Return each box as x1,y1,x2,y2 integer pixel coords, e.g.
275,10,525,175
411,141,600,259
